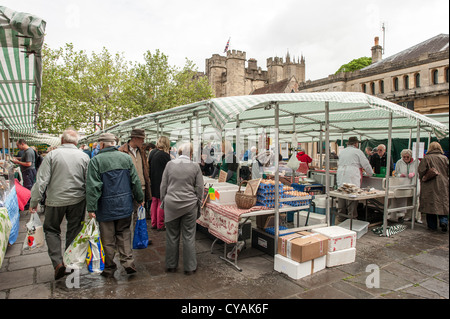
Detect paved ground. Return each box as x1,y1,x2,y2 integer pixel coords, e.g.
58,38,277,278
1,210,448,301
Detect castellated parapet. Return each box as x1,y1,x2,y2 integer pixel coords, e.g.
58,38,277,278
205,50,306,97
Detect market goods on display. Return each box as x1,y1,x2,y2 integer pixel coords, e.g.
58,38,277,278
256,180,311,208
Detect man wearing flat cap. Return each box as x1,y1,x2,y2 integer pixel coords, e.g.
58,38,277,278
118,129,151,220
86,132,144,277
336,136,373,222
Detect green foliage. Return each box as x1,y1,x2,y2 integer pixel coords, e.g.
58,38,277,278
335,57,372,74
39,45,214,135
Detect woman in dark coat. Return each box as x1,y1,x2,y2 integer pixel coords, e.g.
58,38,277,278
149,136,171,230
418,142,449,232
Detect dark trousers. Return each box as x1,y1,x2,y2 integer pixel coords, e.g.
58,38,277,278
98,216,134,274
426,214,448,230
22,169,36,210
43,199,86,268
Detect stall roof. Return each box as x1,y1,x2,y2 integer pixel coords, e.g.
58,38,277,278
0,6,60,146
80,92,449,144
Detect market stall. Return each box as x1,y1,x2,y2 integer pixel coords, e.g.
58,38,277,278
0,6,58,267
80,92,448,239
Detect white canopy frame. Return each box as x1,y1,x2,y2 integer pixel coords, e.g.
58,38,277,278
80,92,449,241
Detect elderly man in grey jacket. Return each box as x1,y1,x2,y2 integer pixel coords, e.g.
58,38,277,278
30,129,90,280
160,143,204,275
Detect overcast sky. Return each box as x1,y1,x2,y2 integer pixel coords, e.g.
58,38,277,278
2,0,449,80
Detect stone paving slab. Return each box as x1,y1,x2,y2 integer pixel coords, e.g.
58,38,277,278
0,211,448,301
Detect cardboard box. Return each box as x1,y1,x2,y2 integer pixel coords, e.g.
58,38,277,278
326,247,356,267
274,254,326,280
277,231,328,263
311,226,357,252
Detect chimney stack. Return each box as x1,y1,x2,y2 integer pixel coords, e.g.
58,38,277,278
371,36,383,64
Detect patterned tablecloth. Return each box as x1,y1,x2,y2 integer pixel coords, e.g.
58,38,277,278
197,202,271,244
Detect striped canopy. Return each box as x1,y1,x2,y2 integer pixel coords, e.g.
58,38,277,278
0,6,59,146
79,92,449,145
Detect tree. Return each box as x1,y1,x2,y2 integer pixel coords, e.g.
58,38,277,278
130,51,213,114
335,57,372,74
39,45,214,135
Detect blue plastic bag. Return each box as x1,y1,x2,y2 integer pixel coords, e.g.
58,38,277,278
133,206,149,249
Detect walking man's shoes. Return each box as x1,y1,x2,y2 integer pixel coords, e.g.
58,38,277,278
54,263,66,280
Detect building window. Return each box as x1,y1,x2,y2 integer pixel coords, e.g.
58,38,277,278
415,73,421,88
362,83,366,93
404,75,409,90
393,77,399,91
446,68,449,83
432,69,439,84
379,80,384,94
370,82,375,94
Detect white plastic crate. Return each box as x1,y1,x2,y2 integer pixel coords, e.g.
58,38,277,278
293,211,327,227
337,219,369,239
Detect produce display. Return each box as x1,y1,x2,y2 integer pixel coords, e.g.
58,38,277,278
256,180,311,208
336,183,378,195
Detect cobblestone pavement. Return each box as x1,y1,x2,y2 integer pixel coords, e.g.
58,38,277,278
1,210,448,301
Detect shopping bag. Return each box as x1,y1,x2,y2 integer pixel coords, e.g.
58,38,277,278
22,213,44,251
63,218,96,270
287,153,300,171
133,206,149,249
85,220,105,273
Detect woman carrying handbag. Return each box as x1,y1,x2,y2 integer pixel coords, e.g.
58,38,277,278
418,142,449,232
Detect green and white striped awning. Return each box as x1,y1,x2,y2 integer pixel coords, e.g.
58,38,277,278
0,6,59,146
79,92,449,145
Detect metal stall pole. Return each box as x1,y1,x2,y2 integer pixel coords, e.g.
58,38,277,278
189,117,192,144
382,112,393,237
427,132,431,152
411,122,421,230
293,116,297,184
194,111,200,164
408,129,412,150
274,102,280,255
319,123,323,169
156,120,160,139
236,115,240,182
325,102,331,226
1,129,4,160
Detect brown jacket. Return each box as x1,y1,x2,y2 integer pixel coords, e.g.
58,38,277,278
418,150,449,215
118,142,152,201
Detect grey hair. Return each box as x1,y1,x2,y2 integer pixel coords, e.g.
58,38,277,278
178,143,193,157
61,129,79,144
377,144,386,150
400,149,413,157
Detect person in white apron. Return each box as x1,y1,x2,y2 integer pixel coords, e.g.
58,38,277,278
336,137,374,222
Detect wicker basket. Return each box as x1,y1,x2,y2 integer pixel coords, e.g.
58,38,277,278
235,181,257,209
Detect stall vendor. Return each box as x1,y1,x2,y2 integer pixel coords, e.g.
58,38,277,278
211,140,238,184
336,136,374,221
370,144,394,175
394,149,422,224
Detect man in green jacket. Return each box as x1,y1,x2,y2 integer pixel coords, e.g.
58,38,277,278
86,133,144,277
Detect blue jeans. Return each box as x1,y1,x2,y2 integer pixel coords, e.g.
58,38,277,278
426,214,448,230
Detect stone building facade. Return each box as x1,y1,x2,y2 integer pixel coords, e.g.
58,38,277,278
204,34,449,115
205,50,305,97
298,34,449,115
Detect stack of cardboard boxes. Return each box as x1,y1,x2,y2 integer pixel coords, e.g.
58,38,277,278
274,231,329,280
311,226,357,267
